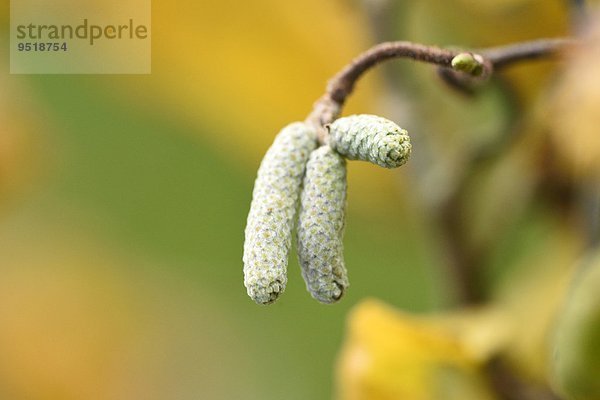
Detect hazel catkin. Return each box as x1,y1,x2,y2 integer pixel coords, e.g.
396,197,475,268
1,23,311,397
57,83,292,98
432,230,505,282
297,145,349,304
243,122,317,305
327,114,411,168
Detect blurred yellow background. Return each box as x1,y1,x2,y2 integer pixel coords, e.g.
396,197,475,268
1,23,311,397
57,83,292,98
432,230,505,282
0,0,595,399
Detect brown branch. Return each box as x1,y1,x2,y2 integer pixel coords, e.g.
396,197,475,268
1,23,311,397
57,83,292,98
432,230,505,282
306,38,575,140
481,38,576,68
306,42,459,134
326,42,457,105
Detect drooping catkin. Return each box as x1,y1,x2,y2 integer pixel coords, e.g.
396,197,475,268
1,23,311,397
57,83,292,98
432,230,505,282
297,145,349,304
327,114,411,168
243,122,317,305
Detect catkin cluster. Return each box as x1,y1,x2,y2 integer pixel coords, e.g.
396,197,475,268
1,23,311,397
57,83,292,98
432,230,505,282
243,114,410,305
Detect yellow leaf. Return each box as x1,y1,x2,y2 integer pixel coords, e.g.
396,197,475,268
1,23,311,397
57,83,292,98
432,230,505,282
336,299,499,400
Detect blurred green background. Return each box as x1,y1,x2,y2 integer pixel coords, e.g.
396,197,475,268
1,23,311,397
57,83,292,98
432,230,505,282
0,0,591,399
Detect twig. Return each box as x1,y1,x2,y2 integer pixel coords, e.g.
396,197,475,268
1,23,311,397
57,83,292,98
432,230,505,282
438,38,576,94
306,38,574,140
306,42,460,135
481,38,576,68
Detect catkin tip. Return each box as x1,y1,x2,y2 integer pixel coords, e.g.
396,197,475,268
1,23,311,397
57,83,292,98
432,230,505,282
247,279,286,305
312,281,346,304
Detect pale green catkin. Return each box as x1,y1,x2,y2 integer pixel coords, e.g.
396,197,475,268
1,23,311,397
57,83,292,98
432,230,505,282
243,122,317,305
327,114,411,168
297,145,349,304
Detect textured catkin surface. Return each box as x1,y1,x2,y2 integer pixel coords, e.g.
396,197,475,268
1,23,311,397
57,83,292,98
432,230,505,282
328,114,411,168
297,145,349,304
243,122,317,304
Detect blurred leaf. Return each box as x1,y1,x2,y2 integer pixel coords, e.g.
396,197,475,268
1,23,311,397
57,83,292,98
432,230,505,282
335,299,499,400
552,251,600,400
493,218,583,382
544,14,600,178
